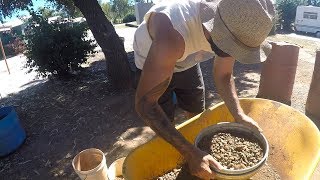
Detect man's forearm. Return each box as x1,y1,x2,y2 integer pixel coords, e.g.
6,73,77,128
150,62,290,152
137,101,195,155
136,78,195,157
214,73,244,119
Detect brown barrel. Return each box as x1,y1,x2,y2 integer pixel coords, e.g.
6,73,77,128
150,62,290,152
257,42,299,105
306,51,320,120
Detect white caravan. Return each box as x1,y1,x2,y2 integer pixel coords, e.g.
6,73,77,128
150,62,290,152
295,5,320,37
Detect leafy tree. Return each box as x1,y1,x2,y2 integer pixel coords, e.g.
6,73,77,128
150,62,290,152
71,8,83,18
135,0,153,2
1,0,133,89
0,32,25,59
276,0,304,32
123,13,136,23
101,0,135,23
111,0,132,23
38,7,55,18
0,0,32,22
276,0,320,32
50,1,83,18
306,0,320,6
24,11,96,78
71,0,132,89
101,2,113,20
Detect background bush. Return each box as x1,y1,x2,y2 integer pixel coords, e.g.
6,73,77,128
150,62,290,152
24,11,96,78
276,0,303,32
0,33,25,59
122,13,136,23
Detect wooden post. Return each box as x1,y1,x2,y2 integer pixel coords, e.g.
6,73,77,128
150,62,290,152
0,37,10,74
257,42,299,105
306,51,320,120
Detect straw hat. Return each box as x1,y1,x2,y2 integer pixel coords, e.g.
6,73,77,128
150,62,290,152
200,0,275,64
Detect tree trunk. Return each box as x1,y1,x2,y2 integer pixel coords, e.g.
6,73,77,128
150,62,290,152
73,0,132,89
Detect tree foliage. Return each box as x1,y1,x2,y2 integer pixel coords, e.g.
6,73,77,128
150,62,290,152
0,0,83,21
276,0,303,32
100,0,136,23
46,0,83,18
307,0,320,6
111,0,134,23
0,32,25,59
135,0,152,2
1,0,135,88
276,0,320,32
0,0,32,21
24,11,96,78
123,13,136,23
37,6,70,19
101,2,114,20
38,7,56,19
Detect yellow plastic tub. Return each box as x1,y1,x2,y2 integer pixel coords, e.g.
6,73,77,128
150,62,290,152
123,98,320,179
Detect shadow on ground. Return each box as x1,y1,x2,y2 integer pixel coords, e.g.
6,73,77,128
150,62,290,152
0,57,152,179
200,59,262,108
0,57,262,179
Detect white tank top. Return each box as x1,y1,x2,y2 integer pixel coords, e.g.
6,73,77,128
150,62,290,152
133,0,214,72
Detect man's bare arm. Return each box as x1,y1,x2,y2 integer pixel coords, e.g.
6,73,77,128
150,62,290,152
213,57,244,118
136,77,197,155
213,57,262,131
136,13,223,178
135,13,196,157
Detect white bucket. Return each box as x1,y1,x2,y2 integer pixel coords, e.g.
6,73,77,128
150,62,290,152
72,148,109,180
107,157,125,180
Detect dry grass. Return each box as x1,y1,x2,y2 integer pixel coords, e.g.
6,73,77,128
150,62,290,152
267,34,320,56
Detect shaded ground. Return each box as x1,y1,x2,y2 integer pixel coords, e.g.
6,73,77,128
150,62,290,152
1,30,319,179
0,55,148,179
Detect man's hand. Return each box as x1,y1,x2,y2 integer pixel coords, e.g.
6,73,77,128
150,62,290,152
213,57,263,133
235,113,263,132
186,147,223,179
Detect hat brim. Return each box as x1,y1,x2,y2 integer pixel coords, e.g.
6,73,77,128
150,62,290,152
203,4,272,64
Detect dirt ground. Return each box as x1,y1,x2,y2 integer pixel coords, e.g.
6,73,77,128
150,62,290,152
0,31,319,179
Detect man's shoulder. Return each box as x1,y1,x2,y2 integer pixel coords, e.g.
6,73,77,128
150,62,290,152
148,13,184,48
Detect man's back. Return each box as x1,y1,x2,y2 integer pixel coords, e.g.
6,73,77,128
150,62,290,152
133,0,213,72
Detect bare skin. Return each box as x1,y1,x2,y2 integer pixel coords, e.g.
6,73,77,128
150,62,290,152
135,12,262,179
213,56,262,132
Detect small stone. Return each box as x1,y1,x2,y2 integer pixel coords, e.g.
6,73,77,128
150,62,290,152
243,156,249,163
214,154,221,160
197,132,264,172
65,153,72,159
234,164,241,170
235,145,244,151
240,163,246,169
